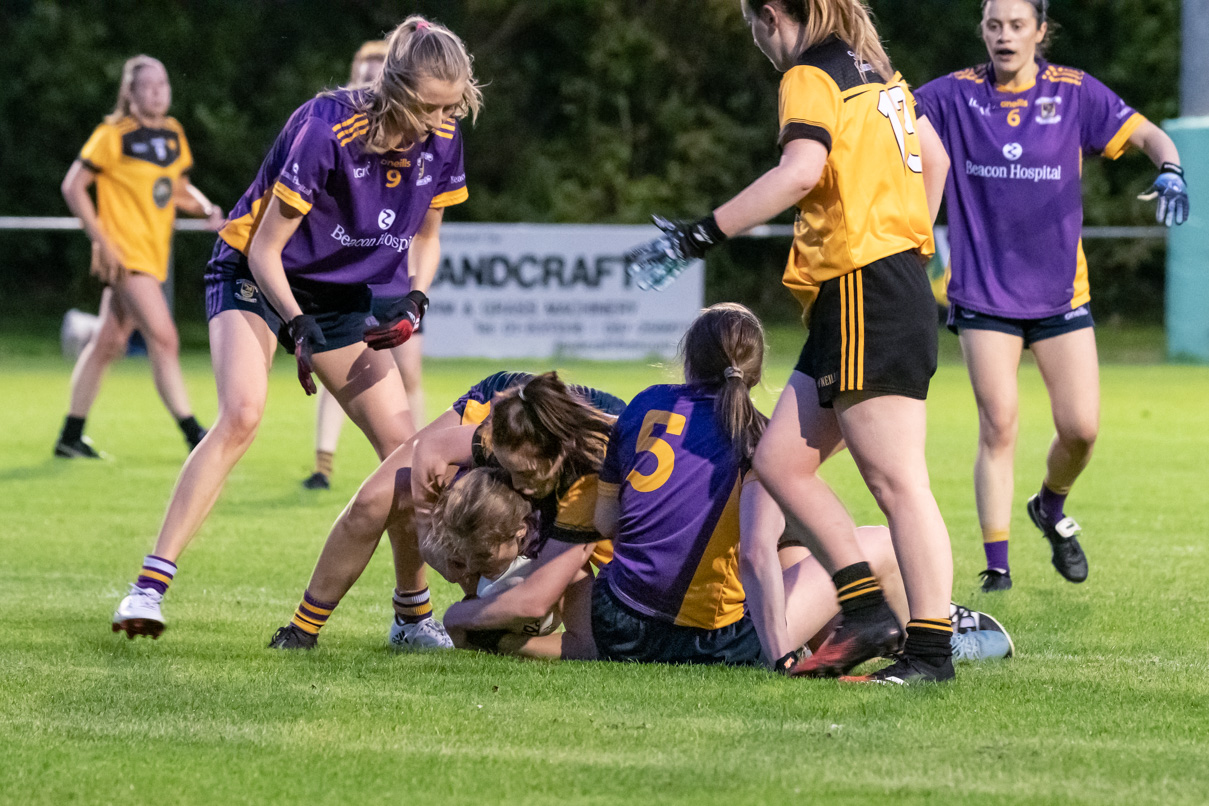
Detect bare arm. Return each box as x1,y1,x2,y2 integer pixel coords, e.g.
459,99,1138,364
173,177,225,230
61,161,125,284
916,115,950,225
1128,119,1181,168
593,495,619,541
443,539,595,631
246,195,306,322
407,207,445,294
410,423,478,513
713,138,828,236
737,478,793,667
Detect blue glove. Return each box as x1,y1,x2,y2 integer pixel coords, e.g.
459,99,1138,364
624,214,726,291
1138,162,1189,227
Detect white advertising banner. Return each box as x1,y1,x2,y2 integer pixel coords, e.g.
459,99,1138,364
422,223,705,360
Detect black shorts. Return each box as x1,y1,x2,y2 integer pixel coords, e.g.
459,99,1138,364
591,577,762,667
794,250,938,408
948,302,1094,347
370,294,424,336
203,240,373,355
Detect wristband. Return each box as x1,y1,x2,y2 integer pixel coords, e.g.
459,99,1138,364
687,213,728,253
1159,162,1184,177
773,649,802,675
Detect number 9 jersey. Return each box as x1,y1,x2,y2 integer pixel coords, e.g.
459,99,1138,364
778,35,934,317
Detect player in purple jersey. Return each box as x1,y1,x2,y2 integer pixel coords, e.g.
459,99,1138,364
303,40,431,492
112,16,483,641
915,0,1189,591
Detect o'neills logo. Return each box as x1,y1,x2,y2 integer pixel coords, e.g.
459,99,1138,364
965,160,1062,182
330,225,413,253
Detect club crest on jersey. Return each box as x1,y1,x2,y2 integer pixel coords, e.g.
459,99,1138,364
1036,96,1063,125
235,280,259,303
1002,142,1024,161
378,209,396,230
152,177,173,209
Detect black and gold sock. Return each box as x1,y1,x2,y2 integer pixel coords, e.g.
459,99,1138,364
904,618,953,663
393,587,433,624
832,562,885,616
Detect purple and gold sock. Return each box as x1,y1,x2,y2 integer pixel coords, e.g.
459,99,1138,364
1038,484,1068,525
136,555,177,595
290,591,338,636
982,527,1010,573
393,587,433,624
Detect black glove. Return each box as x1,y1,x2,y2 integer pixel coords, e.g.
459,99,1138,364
287,314,326,395
364,289,429,350
624,214,727,291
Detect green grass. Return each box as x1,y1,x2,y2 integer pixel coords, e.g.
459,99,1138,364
1,327,1207,805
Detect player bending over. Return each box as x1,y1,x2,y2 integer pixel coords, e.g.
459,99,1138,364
268,372,622,650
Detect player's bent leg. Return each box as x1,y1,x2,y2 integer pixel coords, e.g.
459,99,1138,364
960,328,1024,588
1030,328,1099,583
836,393,955,682
753,372,859,574
314,342,413,461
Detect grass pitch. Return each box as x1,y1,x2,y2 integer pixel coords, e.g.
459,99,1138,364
1,327,1207,805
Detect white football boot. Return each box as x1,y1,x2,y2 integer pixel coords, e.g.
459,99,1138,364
112,585,166,639
388,615,453,650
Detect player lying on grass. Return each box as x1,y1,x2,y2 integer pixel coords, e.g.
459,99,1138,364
593,304,1012,675
430,306,1012,671
420,467,597,660
409,372,619,659
268,371,622,649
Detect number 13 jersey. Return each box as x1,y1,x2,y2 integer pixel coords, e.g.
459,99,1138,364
778,36,934,317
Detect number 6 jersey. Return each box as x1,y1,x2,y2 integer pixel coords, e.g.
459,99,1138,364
598,384,750,631
777,35,935,318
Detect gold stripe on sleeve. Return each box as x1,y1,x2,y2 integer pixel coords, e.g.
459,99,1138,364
430,187,469,208
272,182,313,215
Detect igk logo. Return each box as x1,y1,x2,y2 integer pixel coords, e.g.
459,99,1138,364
353,164,370,179
378,209,396,230
1002,142,1024,161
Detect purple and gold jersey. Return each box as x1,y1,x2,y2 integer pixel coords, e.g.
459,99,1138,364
598,384,748,631
454,371,627,427
217,89,466,288
916,60,1144,318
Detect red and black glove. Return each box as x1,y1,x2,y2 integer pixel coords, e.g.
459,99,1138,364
287,314,326,395
364,289,429,350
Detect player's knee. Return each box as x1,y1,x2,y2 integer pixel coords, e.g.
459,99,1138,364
93,329,129,364
143,325,180,358
345,482,393,540
978,408,1018,451
215,400,264,445
1058,420,1098,455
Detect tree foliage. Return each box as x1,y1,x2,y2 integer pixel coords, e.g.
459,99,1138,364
0,0,1181,323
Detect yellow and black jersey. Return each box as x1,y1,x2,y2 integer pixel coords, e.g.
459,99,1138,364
777,36,934,317
78,116,193,282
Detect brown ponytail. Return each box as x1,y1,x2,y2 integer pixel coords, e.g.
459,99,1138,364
680,303,768,462
487,372,614,478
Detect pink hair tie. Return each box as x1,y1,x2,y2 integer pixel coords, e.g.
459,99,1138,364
415,20,430,31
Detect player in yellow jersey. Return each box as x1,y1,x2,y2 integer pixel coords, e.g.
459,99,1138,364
625,0,956,683
56,55,224,459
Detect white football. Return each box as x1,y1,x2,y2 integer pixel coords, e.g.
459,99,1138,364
476,556,561,636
